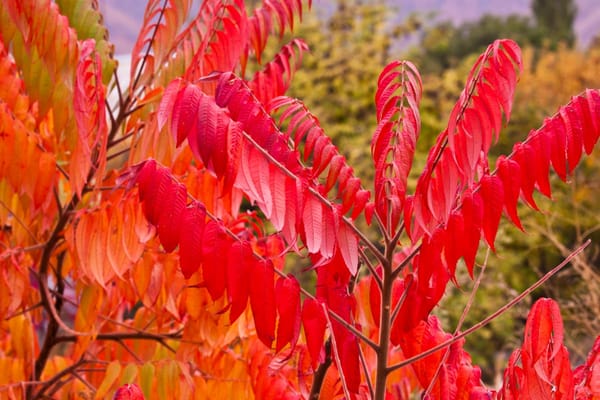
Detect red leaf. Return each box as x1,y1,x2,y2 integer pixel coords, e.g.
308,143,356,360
249,39,308,105
171,84,202,146
514,298,575,399
157,182,187,252
460,191,482,277
444,211,464,278
524,298,564,363
561,105,583,175
336,331,361,394
188,94,237,180
581,89,600,154
528,132,552,198
281,175,299,245
269,166,287,231
371,60,422,232
250,259,276,348
201,221,230,300
512,142,539,210
336,222,358,276
227,241,254,323
320,205,337,259
302,193,322,254
302,298,327,370
369,269,382,328
139,164,171,226
496,156,523,230
548,116,568,181
479,174,504,250
179,203,206,279
275,275,301,353
157,78,184,131
574,335,600,398
136,160,157,202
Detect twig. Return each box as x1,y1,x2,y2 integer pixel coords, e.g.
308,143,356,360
422,248,490,396
390,277,412,324
358,341,375,398
54,331,181,354
32,358,89,399
359,246,382,290
387,240,589,374
0,199,38,242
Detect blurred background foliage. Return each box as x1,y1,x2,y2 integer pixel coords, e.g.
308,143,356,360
288,0,600,384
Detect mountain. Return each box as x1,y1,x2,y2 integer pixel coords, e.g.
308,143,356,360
99,0,600,54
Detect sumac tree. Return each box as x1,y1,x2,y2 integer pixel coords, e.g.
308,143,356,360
0,1,598,399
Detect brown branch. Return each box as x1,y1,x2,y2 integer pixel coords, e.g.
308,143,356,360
391,243,421,280
308,339,332,400
374,241,393,400
32,358,90,400
54,330,181,353
359,246,382,290
358,341,375,398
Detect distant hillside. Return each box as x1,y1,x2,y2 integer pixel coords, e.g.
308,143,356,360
99,0,600,54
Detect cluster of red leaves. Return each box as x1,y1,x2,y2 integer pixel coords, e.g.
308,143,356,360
128,159,338,373
397,87,600,333
131,34,600,396
499,299,600,399
371,60,422,233
410,40,522,240
158,72,367,274
364,40,600,340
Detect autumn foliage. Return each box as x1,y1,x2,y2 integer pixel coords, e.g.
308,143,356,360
0,0,599,399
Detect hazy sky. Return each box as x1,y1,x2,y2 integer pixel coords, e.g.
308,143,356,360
100,0,600,55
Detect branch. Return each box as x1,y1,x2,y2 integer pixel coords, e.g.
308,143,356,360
359,246,382,291
390,277,412,325
391,243,421,280
387,240,590,374
32,358,90,400
54,330,181,353
358,341,375,398
308,339,332,400
423,248,490,396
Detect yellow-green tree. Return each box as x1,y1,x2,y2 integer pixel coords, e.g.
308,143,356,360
289,0,402,178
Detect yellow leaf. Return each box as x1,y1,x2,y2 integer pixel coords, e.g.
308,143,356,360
140,362,155,398
120,363,138,385
95,360,121,399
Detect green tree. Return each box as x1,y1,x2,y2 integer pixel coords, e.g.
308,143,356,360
409,14,541,75
532,0,577,48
